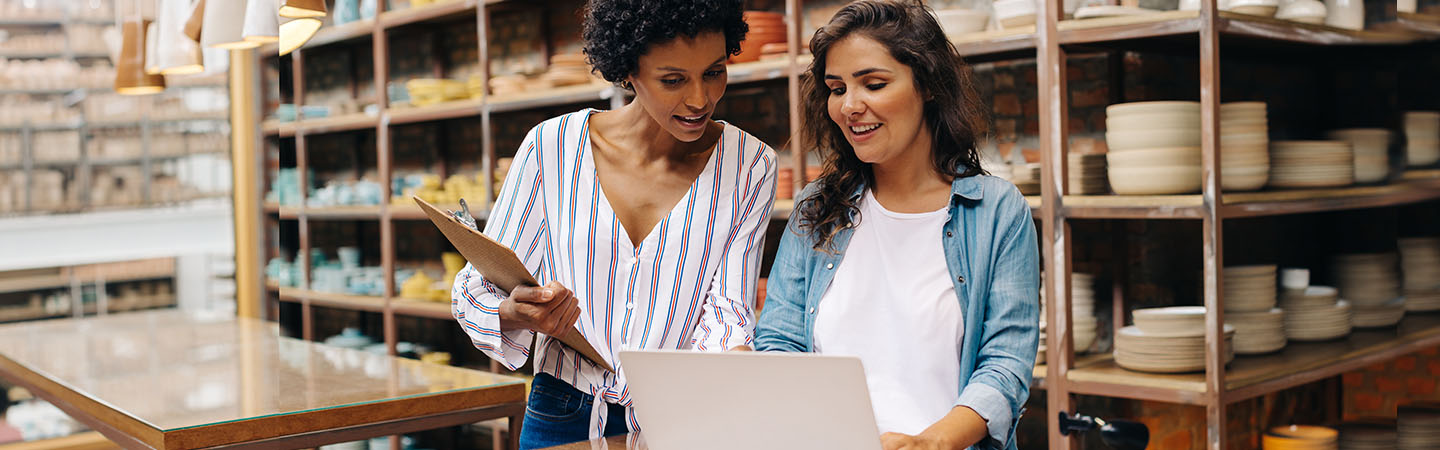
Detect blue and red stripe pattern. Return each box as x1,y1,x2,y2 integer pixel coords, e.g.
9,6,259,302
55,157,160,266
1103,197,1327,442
451,108,777,437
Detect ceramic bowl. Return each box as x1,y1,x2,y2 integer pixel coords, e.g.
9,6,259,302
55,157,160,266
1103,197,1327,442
1105,146,1201,167
1107,128,1204,151
935,8,991,35
1109,166,1203,194
1107,101,1201,118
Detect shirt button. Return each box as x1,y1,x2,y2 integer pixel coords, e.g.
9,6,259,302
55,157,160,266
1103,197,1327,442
946,231,953,237
825,263,834,270
808,307,816,314
957,275,966,283
626,303,634,310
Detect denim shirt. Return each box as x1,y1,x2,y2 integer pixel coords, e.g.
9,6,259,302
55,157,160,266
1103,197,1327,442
754,174,1040,450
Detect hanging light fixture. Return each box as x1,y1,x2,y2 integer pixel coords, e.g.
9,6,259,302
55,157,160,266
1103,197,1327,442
144,20,162,74
278,17,322,56
183,0,205,41
278,0,326,18
242,0,279,44
201,0,254,49
155,0,203,75
115,18,166,94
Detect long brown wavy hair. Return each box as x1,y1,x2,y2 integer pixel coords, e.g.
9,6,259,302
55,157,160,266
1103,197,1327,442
797,0,989,250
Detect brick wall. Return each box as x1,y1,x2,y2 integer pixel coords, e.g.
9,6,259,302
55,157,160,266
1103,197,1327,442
1344,347,1440,420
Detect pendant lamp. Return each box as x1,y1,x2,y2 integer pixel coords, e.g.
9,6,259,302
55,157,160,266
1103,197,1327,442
279,0,327,18
242,0,279,44
183,0,205,42
201,0,256,49
278,17,322,56
156,0,203,75
144,21,162,74
115,18,166,95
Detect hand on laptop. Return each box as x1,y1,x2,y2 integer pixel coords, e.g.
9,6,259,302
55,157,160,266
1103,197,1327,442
500,281,582,337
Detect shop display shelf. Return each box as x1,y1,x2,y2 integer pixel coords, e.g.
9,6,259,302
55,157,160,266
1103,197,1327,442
487,84,619,114
391,297,453,320
389,202,470,220
263,203,281,215
388,98,486,125
265,280,281,291
278,287,387,312
304,205,384,220
279,206,303,219
294,113,380,136
262,120,296,138
952,26,1038,62
0,267,173,296
379,0,485,29
1062,173,1440,219
299,18,376,52
1065,313,1440,405
728,58,800,85
1058,10,1430,51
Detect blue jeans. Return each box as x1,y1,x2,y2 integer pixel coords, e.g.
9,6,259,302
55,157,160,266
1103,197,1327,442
519,373,628,450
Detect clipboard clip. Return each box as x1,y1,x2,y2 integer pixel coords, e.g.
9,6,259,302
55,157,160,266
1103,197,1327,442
450,198,479,230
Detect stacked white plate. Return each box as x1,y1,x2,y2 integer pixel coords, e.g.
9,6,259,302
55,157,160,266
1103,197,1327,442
1221,102,1272,191
1011,162,1041,196
1270,141,1356,188
1327,129,1392,184
1225,264,1279,312
1280,287,1352,341
1227,308,1286,354
1116,306,1235,373
1069,153,1108,194
1332,253,1406,327
1399,237,1440,312
1398,404,1440,450
1403,111,1440,167
1106,101,1202,195
1338,420,1397,450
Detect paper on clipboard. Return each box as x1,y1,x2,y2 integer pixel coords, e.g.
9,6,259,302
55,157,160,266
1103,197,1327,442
414,196,614,373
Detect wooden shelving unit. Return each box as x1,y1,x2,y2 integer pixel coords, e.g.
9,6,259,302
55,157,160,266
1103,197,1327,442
246,0,1440,448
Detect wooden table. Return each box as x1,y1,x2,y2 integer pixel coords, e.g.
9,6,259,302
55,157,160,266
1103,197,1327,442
0,310,527,449
540,434,647,450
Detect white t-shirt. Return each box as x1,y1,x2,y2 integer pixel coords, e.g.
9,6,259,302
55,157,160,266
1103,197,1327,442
814,189,963,436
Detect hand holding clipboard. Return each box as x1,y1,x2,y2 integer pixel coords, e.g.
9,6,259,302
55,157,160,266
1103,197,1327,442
414,196,615,373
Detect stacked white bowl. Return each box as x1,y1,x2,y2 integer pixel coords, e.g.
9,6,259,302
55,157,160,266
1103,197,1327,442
1332,253,1406,328
934,8,991,36
1221,102,1273,191
1326,129,1392,184
1403,111,1440,167
1338,420,1397,450
1069,153,1108,194
1106,101,1203,195
1224,265,1286,354
1011,162,1041,195
993,0,1037,29
1116,306,1235,373
1279,286,1352,341
1038,272,1099,356
1270,141,1356,188
1399,237,1440,312
1398,404,1440,450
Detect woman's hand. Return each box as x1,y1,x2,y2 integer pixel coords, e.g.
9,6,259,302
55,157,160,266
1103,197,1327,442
499,281,582,336
880,432,957,450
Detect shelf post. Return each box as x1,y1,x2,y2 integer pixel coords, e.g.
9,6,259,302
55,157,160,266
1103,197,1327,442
1037,0,1076,448
1199,0,1228,445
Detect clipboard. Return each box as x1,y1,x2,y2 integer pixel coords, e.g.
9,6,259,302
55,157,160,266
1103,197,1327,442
414,196,614,372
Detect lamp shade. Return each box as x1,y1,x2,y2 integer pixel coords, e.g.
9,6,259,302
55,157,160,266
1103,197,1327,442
201,0,256,49
278,17,322,56
156,0,204,75
115,19,166,95
243,0,279,43
144,21,162,74
183,0,205,41
279,0,327,18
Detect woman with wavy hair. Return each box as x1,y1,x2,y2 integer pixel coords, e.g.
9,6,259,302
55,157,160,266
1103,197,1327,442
450,0,776,447
754,1,1038,449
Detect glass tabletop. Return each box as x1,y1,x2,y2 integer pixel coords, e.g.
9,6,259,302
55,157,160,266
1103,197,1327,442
0,309,523,432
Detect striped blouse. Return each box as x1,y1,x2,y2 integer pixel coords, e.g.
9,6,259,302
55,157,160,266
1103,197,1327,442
452,108,777,438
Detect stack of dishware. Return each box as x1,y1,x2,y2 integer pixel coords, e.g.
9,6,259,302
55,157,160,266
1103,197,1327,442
1326,128,1392,184
1269,141,1355,188
1279,286,1352,341
1399,237,1440,312
1398,404,1440,450
1332,253,1406,327
1403,111,1440,167
1115,306,1235,373
1225,265,1286,354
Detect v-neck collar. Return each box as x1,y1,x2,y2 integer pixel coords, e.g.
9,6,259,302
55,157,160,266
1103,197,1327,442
581,108,726,256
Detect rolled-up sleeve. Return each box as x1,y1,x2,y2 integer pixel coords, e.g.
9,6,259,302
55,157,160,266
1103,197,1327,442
960,185,1040,449
451,127,549,370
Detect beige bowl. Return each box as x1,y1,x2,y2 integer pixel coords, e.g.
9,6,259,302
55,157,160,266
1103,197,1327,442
999,14,1036,28
1221,101,1268,112
934,8,991,35
1106,146,1201,167
1109,166,1202,195
1107,128,1204,151
1107,112,1199,131
1107,101,1201,118
1229,5,1279,16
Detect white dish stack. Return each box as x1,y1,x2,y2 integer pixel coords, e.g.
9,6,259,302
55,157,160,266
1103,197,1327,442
1224,265,1286,354
1038,272,1099,358
1105,101,1202,195
1326,129,1392,184
1115,306,1235,373
1279,286,1352,341
1332,253,1407,328
1269,141,1356,188
1221,102,1272,191
1403,111,1440,167
1069,153,1109,194
1398,405,1440,450
1399,237,1440,312
1338,421,1397,450
1011,162,1041,196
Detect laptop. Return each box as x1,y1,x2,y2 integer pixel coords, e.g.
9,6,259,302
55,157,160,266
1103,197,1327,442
617,350,882,450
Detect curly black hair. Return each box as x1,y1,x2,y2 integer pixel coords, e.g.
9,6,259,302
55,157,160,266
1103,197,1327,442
581,0,749,89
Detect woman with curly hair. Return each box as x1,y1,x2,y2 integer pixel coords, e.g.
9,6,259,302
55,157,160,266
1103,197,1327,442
450,0,775,447
754,1,1038,449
